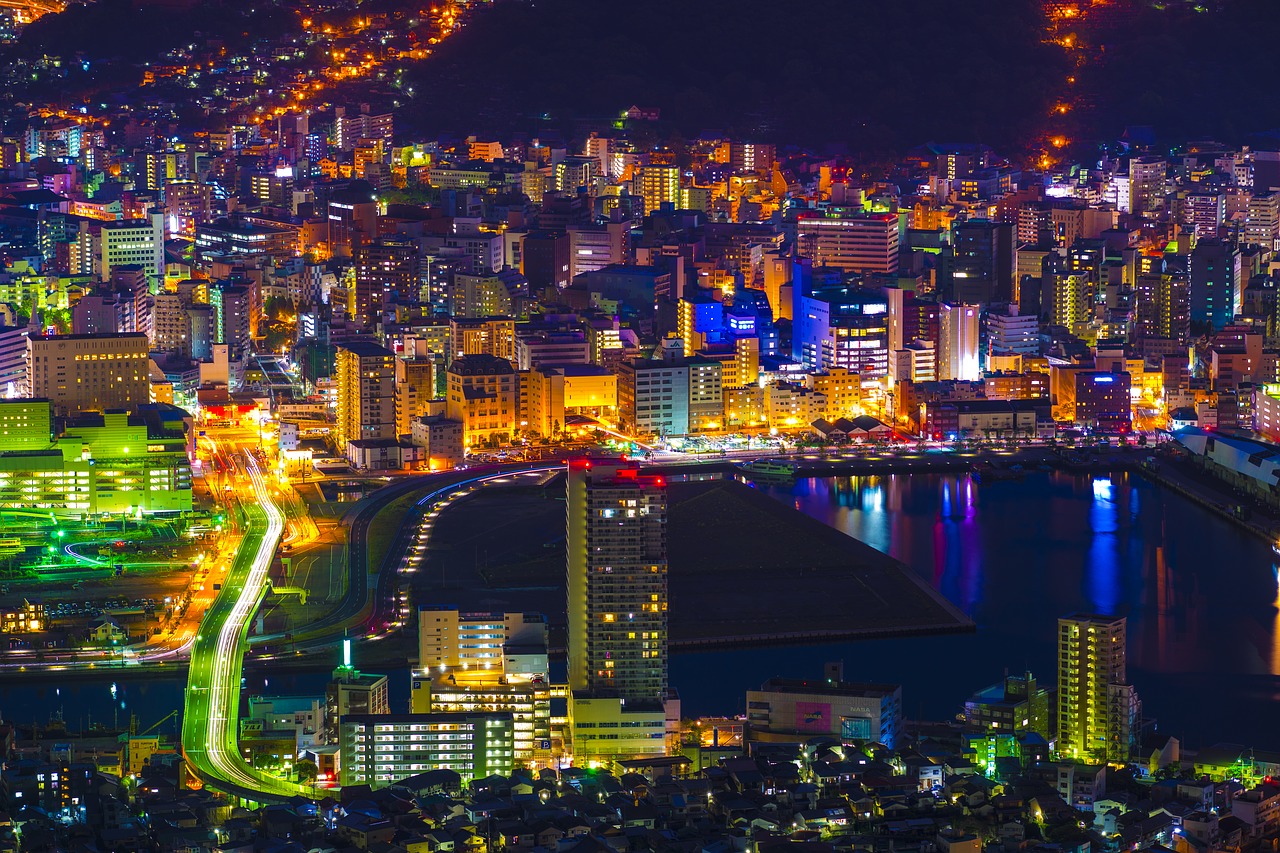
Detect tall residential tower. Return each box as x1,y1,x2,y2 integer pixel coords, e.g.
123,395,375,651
1057,613,1141,763
566,460,671,760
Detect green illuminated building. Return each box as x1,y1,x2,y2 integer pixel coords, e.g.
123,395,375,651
0,400,192,518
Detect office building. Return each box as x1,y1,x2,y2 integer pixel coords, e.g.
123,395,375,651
339,712,514,788
97,213,165,279
334,341,396,452
325,660,390,745
522,230,571,291
796,214,899,274
987,304,1039,357
567,460,670,760
618,359,690,438
524,364,616,438
451,317,516,361
938,303,981,381
745,676,902,749
947,219,1015,304
444,353,517,447
568,220,630,278
1190,238,1242,332
27,333,150,416
1057,614,1140,763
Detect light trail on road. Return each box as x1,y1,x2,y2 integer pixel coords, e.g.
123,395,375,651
181,452,306,801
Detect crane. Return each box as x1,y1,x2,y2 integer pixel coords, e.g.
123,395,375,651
130,710,179,737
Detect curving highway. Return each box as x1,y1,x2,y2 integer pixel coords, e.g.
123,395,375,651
181,452,307,803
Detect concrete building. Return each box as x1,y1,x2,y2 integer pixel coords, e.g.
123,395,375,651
618,359,690,438
796,214,899,274
408,414,464,471
334,341,396,452
963,672,1052,741
325,662,390,744
1128,157,1166,218
27,333,150,416
416,608,548,675
746,676,902,749
567,460,670,760
987,304,1039,357
97,213,165,279
445,354,517,447
938,303,981,382
1057,614,1140,763
339,712,513,788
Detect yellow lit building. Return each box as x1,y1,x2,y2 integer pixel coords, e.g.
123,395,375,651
637,164,680,215
334,341,396,452
524,365,617,438
445,354,517,447
28,333,151,416
1057,614,1140,764
450,317,516,361
809,368,862,421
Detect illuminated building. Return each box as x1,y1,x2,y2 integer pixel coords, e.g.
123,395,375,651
194,220,295,257
637,163,680,215
0,399,52,450
412,608,550,759
938,303,981,382
524,364,617,438
27,333,150,416
1190,238,1242,332
1245,192,1280,250
408,415,464,470
554,155,598,192
445,354,517,447
796,214,899,274
0,406,192,517
1128,156,1166,219
889,341,937,385
568,220,630,278
334,106,393,152
325,659,389,744
0,325,29,397
793,287,890,381
1057,614,1140,763
618,359,689,438
450,270,526,319
514,330,590,370
764,382,827,429
450,317,516,361
334,341,396,452
808,368,862,420
208,281,252,362
96,213,165,279
677,295,723,357
729,141,775,176
393,356,436,437
354,238,419,318
1184,189,1225,239
963,671,1052,741
745,674,901,748
566,461,670,760
987,304,1039,357
339,712,514,787
686,358,723,432
326,188,378,258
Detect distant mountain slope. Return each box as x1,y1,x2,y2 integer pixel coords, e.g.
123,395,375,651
405,0,1064,153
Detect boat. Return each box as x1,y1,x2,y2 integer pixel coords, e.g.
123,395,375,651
737,459,798,481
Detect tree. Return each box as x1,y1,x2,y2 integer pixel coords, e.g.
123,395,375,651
296,758,318,784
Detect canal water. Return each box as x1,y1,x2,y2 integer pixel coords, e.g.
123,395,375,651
5,471,1276,750
670,470,1280,748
